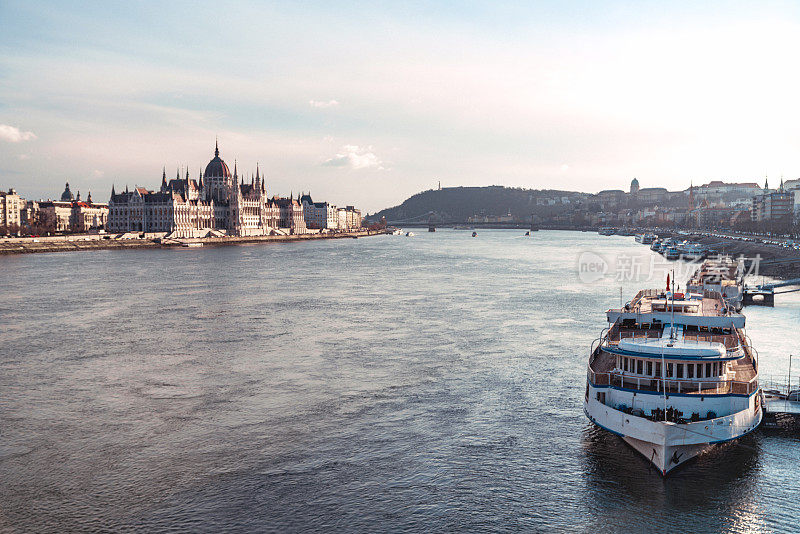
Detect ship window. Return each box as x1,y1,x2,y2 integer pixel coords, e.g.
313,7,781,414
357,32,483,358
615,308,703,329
667,363,673,377
697,364,703,378
623,358,628,372
687,364,694,378
677,364,684,378
706,363,711,377
647,361,653,376
637,360,643,374
656,362,661,377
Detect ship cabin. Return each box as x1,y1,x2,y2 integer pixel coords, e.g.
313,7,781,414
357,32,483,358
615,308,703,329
588,289,758,397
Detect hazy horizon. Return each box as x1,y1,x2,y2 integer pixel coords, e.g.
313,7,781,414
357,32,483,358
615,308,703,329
2,1,800,212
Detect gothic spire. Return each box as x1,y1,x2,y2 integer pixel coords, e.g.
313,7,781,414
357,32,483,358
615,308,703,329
215,137,219,158
111,184,116,196
233,159,238,178
765,175,769,190
87,190,92,203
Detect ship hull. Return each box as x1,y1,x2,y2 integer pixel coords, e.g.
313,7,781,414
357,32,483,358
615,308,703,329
584,392,762,475
621,435,712,474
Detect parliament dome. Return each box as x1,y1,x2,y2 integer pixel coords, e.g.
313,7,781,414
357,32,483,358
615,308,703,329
204,141,232,178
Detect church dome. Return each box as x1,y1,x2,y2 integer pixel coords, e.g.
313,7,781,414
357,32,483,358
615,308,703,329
60,182,74,201
630,177,640,194
204,141,232,178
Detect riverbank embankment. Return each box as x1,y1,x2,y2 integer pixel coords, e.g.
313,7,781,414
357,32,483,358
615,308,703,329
684,235,800,280
0,229,387,256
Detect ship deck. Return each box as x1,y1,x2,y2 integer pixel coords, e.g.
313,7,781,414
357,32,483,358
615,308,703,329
687,259,740,286
606,323,742,351
624,294,728,317
590,326,757,394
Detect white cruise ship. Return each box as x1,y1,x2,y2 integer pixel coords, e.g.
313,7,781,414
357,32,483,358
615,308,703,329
635,232,657,244
584,283,762,475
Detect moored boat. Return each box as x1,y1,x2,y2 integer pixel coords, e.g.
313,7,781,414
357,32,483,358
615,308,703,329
636,233,657,244
687,256,744,311
664,246,681,260
584,281,762,475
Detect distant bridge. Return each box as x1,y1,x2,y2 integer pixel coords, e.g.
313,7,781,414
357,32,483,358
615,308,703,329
386,211,537,229
757,277,800,291
743,277,800,306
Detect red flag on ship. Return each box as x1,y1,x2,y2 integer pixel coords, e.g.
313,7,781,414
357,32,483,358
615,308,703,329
666,273,670,291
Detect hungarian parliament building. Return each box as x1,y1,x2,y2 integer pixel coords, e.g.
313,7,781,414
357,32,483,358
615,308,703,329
108,142,361,237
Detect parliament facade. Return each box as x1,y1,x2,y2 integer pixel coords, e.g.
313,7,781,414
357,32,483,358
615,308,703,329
108,142,308,237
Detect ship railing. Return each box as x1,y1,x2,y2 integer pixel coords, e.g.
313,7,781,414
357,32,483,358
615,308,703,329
589,328,609,361
742,332,758,372
609,329,746,355
587,368,758,395
628,288,660,310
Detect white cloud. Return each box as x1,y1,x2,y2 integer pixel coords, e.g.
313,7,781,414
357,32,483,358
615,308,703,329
323,145,383,170
0,124,37,143
92,169,104,178
309,99,340,108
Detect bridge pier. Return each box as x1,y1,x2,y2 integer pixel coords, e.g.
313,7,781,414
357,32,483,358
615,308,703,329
743,289,774,307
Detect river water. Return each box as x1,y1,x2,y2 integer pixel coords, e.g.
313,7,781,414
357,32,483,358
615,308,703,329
1,230,798,533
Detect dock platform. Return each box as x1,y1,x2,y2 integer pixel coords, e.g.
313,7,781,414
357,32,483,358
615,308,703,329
762,398,800,430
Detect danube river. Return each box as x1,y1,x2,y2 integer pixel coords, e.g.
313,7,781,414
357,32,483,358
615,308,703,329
1,230,798,532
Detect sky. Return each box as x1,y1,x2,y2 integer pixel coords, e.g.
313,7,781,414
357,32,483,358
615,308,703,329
2,1,800,212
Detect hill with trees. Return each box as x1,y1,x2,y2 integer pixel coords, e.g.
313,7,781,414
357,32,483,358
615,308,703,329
367,186,592,223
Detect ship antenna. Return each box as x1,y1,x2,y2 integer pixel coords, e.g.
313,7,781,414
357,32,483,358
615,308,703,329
661,334,667,421
670,269,676,341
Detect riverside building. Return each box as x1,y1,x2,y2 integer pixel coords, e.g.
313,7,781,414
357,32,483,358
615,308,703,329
0,188,23,230
300,194,362,230
108,142,311,237
35,185,109,232
751,178,794,223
